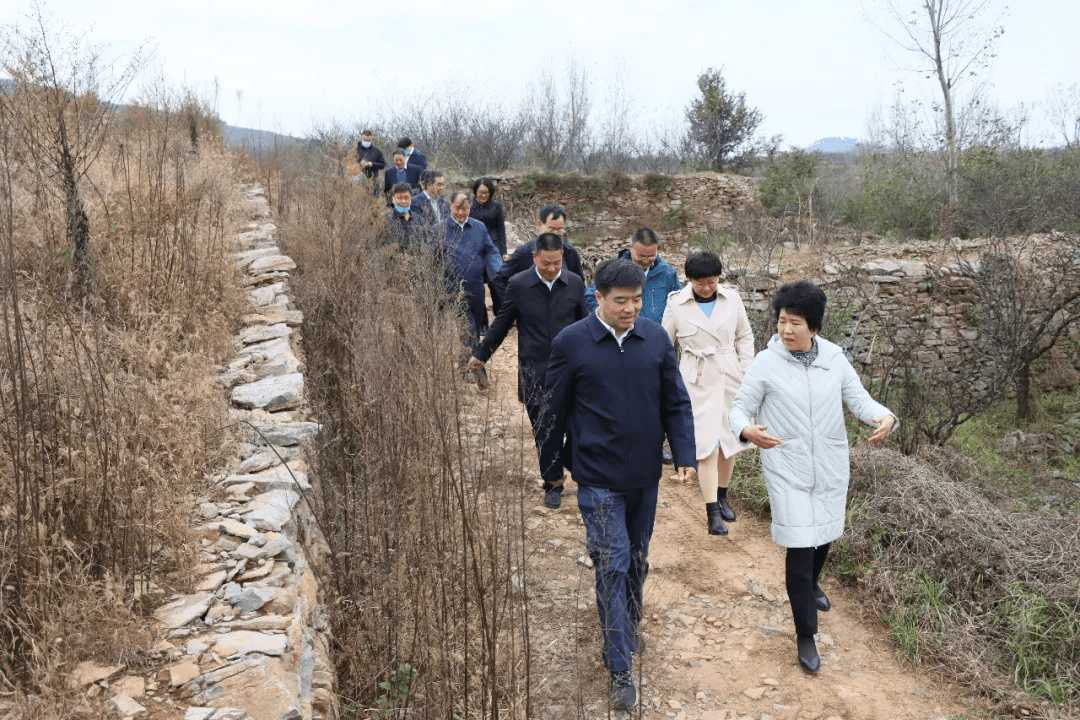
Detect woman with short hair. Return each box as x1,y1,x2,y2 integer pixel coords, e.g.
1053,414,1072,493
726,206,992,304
729,280,897,674
470,177,508,317
661,250,755,536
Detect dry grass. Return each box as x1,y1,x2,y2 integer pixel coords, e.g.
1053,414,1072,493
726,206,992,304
274,168,534,718
837,445,1080,712
0,85,245,712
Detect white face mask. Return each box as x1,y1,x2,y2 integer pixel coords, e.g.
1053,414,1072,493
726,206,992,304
361,140,372,148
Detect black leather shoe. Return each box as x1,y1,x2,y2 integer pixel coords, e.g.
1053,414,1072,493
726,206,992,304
717,496,736,522
609,670,638,709
705,502,729,535
629,630,645,655
544,487,561,509
813,586,831,612
797,635,820,673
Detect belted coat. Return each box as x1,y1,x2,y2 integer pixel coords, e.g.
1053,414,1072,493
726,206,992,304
661,284,755,460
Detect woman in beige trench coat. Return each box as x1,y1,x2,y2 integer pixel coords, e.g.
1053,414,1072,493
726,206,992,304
662,251,755,535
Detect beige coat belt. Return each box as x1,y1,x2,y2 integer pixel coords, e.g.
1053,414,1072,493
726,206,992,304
679,344,733,384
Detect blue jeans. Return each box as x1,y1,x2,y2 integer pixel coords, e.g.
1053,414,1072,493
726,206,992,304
577,483,658,673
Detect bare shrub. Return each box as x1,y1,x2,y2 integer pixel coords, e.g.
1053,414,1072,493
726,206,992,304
0,67,241,704
840,445,1080,708
277,172,534,717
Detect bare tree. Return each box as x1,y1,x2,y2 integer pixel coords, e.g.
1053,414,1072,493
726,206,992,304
0,2,149,291
1044,82,1080,150
870,0,1006,209
967,234,1080,421
524,58,593,171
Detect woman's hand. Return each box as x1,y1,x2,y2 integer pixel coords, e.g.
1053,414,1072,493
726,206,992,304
741,425,782,449
868,415,896,444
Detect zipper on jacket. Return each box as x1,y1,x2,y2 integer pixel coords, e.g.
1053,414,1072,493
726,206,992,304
804,363,816,490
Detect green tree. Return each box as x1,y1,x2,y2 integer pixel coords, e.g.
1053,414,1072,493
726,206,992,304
684,67,763,172
758,148,819,216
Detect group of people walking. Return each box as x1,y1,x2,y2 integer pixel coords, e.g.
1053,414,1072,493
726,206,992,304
362,156,897,711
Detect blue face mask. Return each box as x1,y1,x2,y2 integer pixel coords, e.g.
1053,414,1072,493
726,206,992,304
361,140,372,148
394,204,411,214
404,148,413,156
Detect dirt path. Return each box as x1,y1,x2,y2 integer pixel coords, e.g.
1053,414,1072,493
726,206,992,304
478,329,975,720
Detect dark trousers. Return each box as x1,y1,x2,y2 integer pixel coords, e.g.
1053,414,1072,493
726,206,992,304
785,542,831,637
526,400,564,493
577,483,658,674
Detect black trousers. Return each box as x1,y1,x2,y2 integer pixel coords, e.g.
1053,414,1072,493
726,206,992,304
526,401,565,493
785,542,831,637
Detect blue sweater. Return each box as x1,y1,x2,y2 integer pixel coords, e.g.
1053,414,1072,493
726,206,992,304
585,250,681,324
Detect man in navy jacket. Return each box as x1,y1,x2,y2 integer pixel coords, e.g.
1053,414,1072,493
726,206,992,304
411,169,450,225
468,233,589,507
540,259,696,710
383,149,422,200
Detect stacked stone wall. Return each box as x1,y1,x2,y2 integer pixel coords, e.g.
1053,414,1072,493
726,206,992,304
494,172,760,249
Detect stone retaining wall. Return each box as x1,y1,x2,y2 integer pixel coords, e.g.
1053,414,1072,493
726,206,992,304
495,172,759,248
125,185,335,720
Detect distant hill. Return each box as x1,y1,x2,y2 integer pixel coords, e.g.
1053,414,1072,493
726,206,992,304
806,136,859,154
219,122,305,156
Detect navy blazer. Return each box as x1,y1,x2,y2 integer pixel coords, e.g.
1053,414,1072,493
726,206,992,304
539,314,696,489
383,165,422,197
411,192,450,226
474,269,589,404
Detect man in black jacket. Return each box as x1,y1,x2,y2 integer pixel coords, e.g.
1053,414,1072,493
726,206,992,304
468,233,589,509
490,204,584,306
356,129,385,195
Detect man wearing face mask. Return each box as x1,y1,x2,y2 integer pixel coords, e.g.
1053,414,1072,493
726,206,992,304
356,130,385,195
396,136,428,173
381,183,429,252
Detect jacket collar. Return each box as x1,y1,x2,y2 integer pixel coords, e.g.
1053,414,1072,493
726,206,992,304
616,248,665,277
670,285,731,341
767,333,840,367
586,311,642,344
527,269,566,287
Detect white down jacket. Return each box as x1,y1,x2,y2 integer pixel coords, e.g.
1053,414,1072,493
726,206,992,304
728,335,896,548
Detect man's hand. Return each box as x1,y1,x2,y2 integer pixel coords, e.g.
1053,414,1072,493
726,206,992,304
467,357,485,372
741,424,782,449
675,466,697,484
868,415,896,444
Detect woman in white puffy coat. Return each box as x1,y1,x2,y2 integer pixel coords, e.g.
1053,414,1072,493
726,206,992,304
662,251,755,536
728,280,897,675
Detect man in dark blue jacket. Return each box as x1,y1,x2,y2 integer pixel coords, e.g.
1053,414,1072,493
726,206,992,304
468,233,589,507
411,169,450,225
491,204,584,305
396,136,428,173
383,149,422,200
540,259,696,710
440,191,502,345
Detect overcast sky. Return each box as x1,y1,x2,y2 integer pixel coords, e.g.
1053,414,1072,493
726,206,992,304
3,0,1078,148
